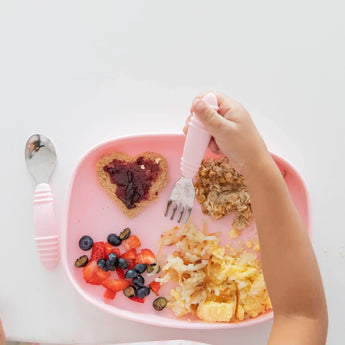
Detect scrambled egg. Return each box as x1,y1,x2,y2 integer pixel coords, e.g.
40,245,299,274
157,223,271,323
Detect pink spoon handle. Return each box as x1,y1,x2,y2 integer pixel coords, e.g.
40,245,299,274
33,183,59,269
180,93,219,178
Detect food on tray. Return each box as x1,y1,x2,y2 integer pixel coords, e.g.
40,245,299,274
75,229,164,307
194,157,252,230
147,263,160,275
74,255,89,267
149,280,161,295
153,296,168,311
79,235,94,250
83,260,111,285
124,285,136,298
157,223,271,322
96,152,168,217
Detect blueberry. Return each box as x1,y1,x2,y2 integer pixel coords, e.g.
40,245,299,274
133,275,145,287
119,227,131,240
97,259,108,271
153,297,167,311
125,269,138,279
147,263,160,275
79,235,93,251
134,264,147,274
74,255,88,268
118,258,129,270
107,233,122,246
136,286,150,299
108,252,118,265
123,285,136,298
106,259,116,271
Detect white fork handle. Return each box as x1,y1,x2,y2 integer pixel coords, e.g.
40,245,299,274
181,93,219,179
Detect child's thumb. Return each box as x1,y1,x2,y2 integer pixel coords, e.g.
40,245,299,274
194,99,224,134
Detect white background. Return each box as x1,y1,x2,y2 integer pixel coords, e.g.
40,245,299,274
0,1,344,344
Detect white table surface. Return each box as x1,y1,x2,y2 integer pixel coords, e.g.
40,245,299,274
1,1,344,344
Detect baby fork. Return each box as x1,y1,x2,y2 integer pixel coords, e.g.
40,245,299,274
165,93,219,223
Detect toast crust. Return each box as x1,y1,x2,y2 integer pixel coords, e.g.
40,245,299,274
96,151,168,217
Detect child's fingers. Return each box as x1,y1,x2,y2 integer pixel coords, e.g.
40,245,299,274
0,319,5,345
190,90,221,114
190,94,205,114
193,99,230,136
190,91,219,113
190,91,237,117
208,137,222,154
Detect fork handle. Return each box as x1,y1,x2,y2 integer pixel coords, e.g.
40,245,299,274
181,93,219,179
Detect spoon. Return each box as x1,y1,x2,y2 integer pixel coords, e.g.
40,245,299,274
25,134,59,269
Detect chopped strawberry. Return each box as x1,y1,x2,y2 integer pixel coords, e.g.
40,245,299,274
116,268,125,279
104,243,121,259
131,295,145,303
90,241,106,261
135,253,143,265
113,247,121,257
127,258,136,269
104,242,113,257
121,248,137,260
135,248,156,265
104,288,117,300
149,280,161,296
103,279,131,292
122,235,141,251
83,261,110,285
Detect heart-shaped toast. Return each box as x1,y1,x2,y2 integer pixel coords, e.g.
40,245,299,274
96,151,168,218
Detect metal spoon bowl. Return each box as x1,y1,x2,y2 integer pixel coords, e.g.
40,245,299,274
25,134,57,184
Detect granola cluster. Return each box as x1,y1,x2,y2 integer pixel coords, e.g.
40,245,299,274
194,157,252,230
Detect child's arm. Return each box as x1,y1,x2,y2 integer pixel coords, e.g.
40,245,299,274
244,154,328,345
189,92,328,345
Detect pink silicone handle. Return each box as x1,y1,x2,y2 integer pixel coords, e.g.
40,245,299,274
33,183,59,270
181,93,219,178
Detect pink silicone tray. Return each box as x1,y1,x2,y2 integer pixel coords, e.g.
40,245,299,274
61,134,311,329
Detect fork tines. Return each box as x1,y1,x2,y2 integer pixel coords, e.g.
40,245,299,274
165,200,192,224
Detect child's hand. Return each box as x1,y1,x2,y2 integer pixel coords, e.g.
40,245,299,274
184,91,270,175
184,91,328,345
